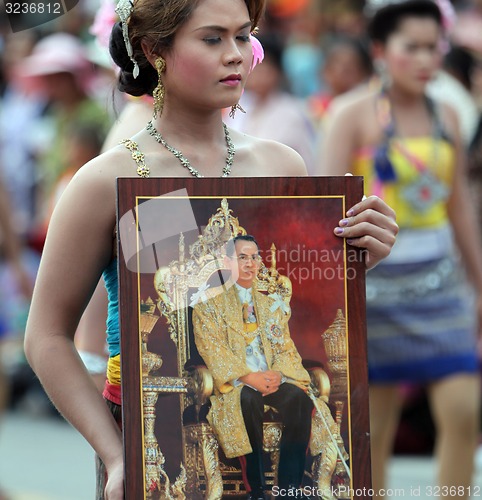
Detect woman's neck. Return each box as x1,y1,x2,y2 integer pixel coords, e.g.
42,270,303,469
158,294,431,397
385,84,426,109
383,84,434,138
147,107,234,177
153,107,225,143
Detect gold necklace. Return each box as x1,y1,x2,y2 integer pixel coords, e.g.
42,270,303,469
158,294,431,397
146,120,235,178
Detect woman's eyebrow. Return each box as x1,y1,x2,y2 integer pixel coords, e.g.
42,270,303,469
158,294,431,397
194,21,252,33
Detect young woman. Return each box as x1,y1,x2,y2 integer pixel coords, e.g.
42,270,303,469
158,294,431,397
23,0,398,499
318,1,481,497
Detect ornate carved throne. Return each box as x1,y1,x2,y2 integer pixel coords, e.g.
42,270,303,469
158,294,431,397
141,199,348,499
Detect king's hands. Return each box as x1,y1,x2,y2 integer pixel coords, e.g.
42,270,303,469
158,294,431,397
239,370,283,396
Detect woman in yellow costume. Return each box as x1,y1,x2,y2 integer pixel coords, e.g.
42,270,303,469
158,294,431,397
318,0,482,497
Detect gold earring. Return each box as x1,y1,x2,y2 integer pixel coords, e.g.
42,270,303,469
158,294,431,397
153,57,166,119
229,103,246,119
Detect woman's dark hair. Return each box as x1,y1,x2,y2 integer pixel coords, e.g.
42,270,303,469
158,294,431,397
109,0,266,97
367,0,442,43
324,35,374,77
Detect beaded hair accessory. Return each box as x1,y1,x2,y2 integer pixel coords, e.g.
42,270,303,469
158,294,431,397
115,0,140,78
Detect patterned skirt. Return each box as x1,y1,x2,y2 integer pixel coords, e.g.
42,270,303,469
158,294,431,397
366,254,479,383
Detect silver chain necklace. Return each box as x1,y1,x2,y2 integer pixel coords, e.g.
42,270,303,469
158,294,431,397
146,120,235,178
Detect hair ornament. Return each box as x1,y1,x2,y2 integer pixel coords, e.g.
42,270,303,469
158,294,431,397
434,0,456,32
115,0,140,78
250,34,264,71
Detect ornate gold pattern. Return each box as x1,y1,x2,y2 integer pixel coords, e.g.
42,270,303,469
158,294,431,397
262,421,282,452
262,421,282,487
140,298,187,498
311,451,337,500
184,424,223,499
189,366,214,407
321,309,350,494
200,428,224,500
322,309,347,400
152,57,166,119
121,138,150,177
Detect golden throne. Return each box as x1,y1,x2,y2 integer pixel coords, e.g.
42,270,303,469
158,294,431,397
141,199,349,499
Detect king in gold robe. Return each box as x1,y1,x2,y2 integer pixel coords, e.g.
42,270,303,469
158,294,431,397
192,282,337,460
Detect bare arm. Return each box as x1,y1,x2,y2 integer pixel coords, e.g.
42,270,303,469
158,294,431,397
24,157,124,499
315,101,360,176
75,100,152,392
260,139,308,176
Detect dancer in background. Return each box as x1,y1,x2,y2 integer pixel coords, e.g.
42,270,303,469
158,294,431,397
318,1,481,497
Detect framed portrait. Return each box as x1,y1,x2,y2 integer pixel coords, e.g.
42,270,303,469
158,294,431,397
117,177,370,499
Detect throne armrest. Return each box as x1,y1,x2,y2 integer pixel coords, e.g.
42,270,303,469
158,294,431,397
308,367,331,402
187,365,214,405
303,360,331,403
187,362,331,404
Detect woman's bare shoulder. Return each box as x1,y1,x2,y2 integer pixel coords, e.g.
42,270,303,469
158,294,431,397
72,143,139,184
231,131,308,177
54,145,141,217
323,90,380,151
330,89,377,123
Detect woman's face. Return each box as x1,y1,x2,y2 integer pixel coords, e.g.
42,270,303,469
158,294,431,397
323,46,369,96
162,0,253,113
380,16,442,94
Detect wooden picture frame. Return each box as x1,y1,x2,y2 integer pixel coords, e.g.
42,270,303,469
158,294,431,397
117,176,370,499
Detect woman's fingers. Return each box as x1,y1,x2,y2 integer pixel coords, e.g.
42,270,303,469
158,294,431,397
347,195,397,222
334,196,398,270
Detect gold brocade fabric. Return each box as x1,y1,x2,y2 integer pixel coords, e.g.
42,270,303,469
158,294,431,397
310,398,343,458
192,284,332,458
241,316,259,344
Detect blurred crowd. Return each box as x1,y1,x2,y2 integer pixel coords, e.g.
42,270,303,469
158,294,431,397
0,0,482,494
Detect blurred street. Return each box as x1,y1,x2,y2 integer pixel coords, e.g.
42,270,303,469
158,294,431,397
0,410,95,500
0,408,481,499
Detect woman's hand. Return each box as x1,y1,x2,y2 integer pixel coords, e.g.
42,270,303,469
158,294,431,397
104,457,125,500
334,195,398,270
